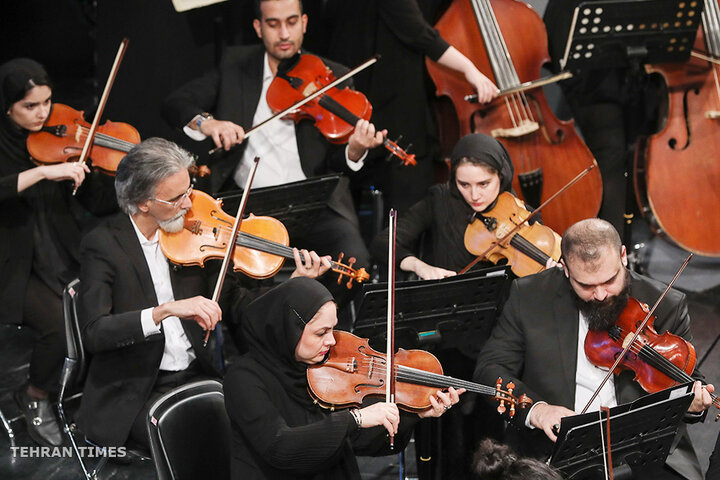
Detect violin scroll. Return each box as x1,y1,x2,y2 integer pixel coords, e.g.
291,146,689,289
333,252,369,289
494,377,533,418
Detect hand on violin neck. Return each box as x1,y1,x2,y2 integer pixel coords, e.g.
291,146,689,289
290,248,332,279
358,402,400,437
528,403,576,442
152,296,222,331
418,387,465,418
400,256,456,281
198,118,245,151
346,119,385,162
688,381,715,414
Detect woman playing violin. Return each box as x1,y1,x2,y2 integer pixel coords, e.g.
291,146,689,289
371,133,555,281
0,58,116,448
224,277,461,480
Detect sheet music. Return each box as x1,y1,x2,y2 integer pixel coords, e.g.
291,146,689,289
171,0,227,13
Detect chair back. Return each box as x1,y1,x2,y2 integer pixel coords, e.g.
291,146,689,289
61,278,87,387
147,379,230,480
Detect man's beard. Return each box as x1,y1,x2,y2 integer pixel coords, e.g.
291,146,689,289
573,270,631,331
158,209,188,234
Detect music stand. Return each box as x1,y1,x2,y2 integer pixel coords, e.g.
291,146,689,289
352,266,510,358
559,0,703,72
549,382,695,479
216,174,341,240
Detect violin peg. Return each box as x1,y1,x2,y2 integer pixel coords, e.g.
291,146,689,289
497,403,506,415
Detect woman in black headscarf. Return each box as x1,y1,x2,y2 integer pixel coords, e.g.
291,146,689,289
224,277,461,480
371,133,520,280
0,58,116,447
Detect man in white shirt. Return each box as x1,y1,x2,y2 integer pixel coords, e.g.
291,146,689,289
77,138,329,450
474,218,714,479
163,0,384,278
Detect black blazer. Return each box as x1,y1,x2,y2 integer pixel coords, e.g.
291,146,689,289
162,45,358,225
77,213,252,447
474,267,704,480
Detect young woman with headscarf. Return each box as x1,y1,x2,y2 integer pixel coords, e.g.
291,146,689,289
0,58,116,447
224,277,461,479
370,132,555,280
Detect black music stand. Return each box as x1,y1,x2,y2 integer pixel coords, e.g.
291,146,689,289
557,0,703,266
352,266,511,358
549,382,695,479
559,0,702,72
216,174,341,240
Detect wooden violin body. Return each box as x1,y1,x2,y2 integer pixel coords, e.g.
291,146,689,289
27,103,140,175
635,0,720,256
159,190,369,286
266,54,416,165
307,330,532,416
426,0,602,233
464,192,561,277
585,297,697,394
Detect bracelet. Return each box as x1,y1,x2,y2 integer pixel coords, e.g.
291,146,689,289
350,408,362,428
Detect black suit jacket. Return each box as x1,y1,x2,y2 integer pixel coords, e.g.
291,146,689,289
77,213,256,447
162,45,359,226
474,267,704,480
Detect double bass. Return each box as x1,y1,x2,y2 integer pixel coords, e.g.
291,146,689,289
635,0,720,257
426,0,603,233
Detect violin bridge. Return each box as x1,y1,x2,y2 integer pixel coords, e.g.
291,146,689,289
705,110,720,119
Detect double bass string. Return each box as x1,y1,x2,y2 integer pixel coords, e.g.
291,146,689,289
470,0,539,172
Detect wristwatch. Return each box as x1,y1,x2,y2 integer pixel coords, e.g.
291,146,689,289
194,112,213,129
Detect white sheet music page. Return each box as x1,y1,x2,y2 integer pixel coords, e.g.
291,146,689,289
171,0,227,12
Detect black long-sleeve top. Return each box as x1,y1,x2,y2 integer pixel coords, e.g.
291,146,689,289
224,357,417,480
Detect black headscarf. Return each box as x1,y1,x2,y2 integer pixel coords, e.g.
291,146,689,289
448,133,515,198
0,58,51,170
242,277,335,408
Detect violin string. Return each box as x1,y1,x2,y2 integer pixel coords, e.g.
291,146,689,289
75,125,136,151
205,222,346,270
612,326,719,404
353,359,498,396
704,1,720,107
508,233,550,265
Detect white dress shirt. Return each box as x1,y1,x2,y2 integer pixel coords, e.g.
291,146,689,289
130,215,196,371
183,53,364,188
525,311,617,428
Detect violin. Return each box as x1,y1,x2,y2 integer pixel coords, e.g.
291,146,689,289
26,103,140,175
463,191,560,277
266,54,416,166
307,330,532,415
159,189,369,288
584,297,720,419
426,0,603,233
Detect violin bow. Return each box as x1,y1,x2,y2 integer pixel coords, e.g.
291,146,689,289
208,55,380,155
580,253,694,414
73,38,129,195
386,209,397,449
459,162,597,274
203,156,261,347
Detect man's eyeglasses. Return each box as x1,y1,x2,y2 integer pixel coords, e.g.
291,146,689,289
153,185,193,209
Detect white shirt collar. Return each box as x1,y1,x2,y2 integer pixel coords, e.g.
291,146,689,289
129,214,159,247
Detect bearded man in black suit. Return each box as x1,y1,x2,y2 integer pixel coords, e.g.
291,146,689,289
475,218,714,480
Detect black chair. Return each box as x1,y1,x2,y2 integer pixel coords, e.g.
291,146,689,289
60,278,150,479
147,379,231,480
